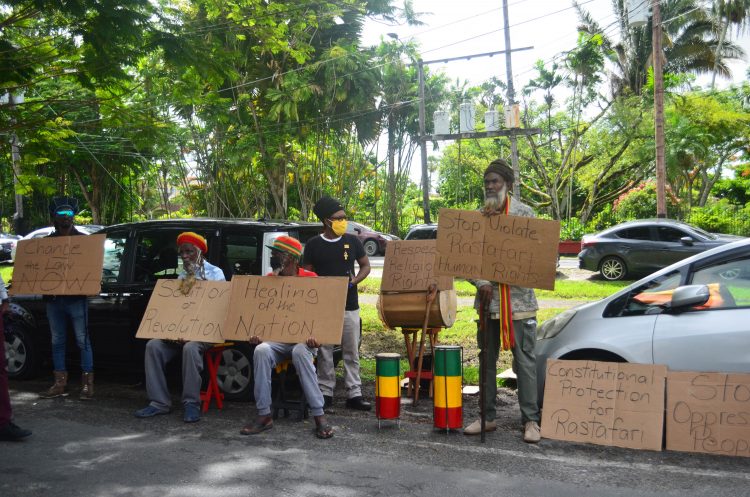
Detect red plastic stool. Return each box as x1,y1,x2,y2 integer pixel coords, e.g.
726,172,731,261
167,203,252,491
200,342,234,413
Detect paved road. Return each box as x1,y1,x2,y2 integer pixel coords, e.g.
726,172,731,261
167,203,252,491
3,378,750,497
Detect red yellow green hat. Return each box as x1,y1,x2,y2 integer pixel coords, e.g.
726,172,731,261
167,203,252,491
266,235,302,259
177,232,208,253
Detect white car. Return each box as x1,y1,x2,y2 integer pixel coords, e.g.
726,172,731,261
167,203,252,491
536,238,750,403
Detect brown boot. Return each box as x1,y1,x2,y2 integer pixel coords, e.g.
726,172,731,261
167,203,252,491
80,372,94,400
39,371,69,398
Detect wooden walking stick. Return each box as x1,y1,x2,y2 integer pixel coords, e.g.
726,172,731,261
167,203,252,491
414,283,437,405
479,297,489,443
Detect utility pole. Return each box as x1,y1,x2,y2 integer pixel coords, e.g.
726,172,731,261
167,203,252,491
417,59,431,224
652,0,667,218
5,92,25,234
502,0,520,197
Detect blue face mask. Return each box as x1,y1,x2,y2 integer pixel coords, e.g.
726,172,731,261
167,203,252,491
55,209,74,218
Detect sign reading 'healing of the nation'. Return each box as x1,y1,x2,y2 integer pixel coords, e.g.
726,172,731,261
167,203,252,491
435,209,559,290
541,360,667,451
223,275,348,345
381,240,453,292
10,234,106,296
666,371,750,458
135,279,231,343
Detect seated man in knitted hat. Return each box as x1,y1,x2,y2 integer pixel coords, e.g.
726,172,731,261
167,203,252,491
241,236,333,439
465,158,542,444
135,232,225,423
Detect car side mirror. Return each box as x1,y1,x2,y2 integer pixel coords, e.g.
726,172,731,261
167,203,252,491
669,284,709,310
680,236,694,246
354,227,361,233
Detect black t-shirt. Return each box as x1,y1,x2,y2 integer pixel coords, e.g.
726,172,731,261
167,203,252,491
302,233,365,310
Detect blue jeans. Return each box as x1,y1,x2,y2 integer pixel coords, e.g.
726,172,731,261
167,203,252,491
46,296,93,372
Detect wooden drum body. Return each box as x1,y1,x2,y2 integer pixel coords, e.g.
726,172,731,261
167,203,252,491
377,289,457,329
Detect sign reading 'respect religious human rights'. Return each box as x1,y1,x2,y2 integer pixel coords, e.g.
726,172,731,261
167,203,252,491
380,240,452,292
223,275,348,345
435,208,560,290
135,279,231,343
541,359,667,451
10,234,105,296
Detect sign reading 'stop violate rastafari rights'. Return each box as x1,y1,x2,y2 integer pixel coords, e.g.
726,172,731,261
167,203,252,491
222,275,349,345
10,234,106,296
135,279,231,343
435,209,560,290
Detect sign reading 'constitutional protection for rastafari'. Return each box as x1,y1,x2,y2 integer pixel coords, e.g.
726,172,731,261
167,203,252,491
223,276,348,344
541,360,667,451
435,209,560,290
666,371,750,458
135,279,231,343
10,234,106,296
381,240,453,292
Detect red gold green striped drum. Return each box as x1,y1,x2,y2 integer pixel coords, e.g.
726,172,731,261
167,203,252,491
375,353,401,420
433,345,462,429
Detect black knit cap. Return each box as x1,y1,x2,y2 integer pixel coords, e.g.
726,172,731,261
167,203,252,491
484,158,514,184
313,195,343,221
49,196,80,216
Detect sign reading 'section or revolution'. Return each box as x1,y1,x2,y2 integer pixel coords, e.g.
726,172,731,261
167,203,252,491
10,234,106,296
223,275,348,344
135,279,231,343
435,209,559,290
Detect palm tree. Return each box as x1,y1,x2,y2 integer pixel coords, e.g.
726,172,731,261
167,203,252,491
710,0,750,87
576,0,745,96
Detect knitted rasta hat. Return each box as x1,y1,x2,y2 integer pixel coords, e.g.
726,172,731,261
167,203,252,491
312,196,343,221
484,158,514,184
176,232,208,253
266,235,303,259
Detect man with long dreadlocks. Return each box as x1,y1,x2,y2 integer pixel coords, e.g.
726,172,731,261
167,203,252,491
135,232,225,423
463,159,542,444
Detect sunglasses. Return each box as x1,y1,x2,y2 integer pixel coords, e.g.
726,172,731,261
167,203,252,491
55,210,75,217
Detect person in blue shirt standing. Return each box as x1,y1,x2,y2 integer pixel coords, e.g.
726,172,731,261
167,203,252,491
135,232,225,423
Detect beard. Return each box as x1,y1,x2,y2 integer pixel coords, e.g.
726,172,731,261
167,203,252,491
483,184,508,214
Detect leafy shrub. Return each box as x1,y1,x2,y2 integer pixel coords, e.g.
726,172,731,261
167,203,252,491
613,181,680,221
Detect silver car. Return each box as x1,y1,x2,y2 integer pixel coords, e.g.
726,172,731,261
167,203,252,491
536,238,750,403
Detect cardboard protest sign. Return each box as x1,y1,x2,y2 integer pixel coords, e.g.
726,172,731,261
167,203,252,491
135,279,231,343
666,371,750,458
381,240,452,292
223,276,348,344
10,234,105,296
435,209,559,290
541,360,667,451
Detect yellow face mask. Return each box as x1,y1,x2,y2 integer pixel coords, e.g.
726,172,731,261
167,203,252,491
330,219,347,237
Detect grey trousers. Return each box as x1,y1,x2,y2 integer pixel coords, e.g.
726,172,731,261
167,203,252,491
144,339,210,410
478,318,540,425
253,342,324,417
317,309,362,399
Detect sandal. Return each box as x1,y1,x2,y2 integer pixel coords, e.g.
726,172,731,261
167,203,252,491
314,422,334,439
240,418,273,435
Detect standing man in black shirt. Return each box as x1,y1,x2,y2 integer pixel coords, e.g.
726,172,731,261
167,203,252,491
303,196,372,411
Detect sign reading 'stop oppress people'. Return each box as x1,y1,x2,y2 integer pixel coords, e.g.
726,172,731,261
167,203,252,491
10,234,106,296
435,208,560,290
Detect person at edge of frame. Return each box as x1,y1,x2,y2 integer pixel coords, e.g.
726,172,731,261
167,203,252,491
134,232,225,423
464,159,542,444
38,196,95,401
0,273,32,441
240,235,333,439
302,196,372,411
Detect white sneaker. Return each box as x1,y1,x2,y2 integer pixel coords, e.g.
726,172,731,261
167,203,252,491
523,421,541,443
463,419,497,435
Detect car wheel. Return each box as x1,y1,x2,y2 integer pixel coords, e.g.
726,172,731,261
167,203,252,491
216,343,254,401
599,256,627,281
4,322,38,380
363,239,379,257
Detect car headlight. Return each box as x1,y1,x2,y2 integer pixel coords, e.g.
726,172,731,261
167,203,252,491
537,308,577,340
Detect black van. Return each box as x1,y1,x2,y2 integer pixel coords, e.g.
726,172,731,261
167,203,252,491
5,218,323,400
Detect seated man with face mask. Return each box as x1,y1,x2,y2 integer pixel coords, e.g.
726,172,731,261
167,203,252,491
240,236,333,439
